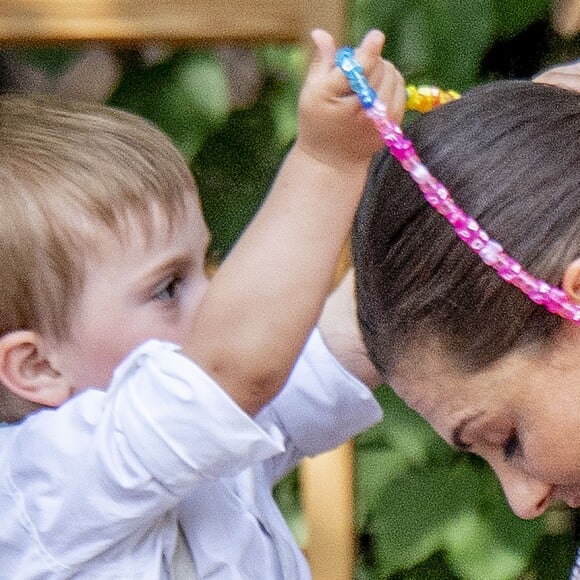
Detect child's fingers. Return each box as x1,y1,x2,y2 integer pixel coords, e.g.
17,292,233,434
379,61,407,123
354,29,386,69
310,29,337,73
353,30,392,103
350,30,406,122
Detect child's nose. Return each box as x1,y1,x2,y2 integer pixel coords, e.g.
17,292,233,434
494,464,553,520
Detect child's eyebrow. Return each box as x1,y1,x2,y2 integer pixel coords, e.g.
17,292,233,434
452,411,485,451
138,255,194,288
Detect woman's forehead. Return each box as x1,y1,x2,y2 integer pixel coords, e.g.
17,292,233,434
391,338,526,421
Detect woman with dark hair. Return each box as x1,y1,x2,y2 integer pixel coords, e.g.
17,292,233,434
351,67,580,575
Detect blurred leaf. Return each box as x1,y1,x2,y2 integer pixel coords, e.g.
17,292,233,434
490,0,552,40
479,467,545,557
355,447,414,529
14,47,81,77
528,532,577,579
193,76,289,259
388,550,460,579
443,508,542,580
356,385,455,465
109,50,229,160
170,52,230,123
350,0,494,90
419,0,495,90
356,385,458,529
362,462,482,576
273,468,307,546
256,45,306,147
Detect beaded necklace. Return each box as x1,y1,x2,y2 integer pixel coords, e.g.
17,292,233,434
337,47,580,325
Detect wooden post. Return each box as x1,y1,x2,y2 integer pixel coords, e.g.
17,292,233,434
300,441,355,580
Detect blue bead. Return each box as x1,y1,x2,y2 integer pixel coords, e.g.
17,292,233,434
359,88,376,108
335,46,375,108
336,47,358,72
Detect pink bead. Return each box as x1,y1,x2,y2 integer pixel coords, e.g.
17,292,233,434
529,281,551,305
392,143,415,162
400,155,421,172
448,210,467,228
513,272,537,294
437,198,456,217
498,260,521,282
457,218,479,241
469,237,486,251
548,287,567,301
420,178,445,199
479,240,503,265
410,163,431,184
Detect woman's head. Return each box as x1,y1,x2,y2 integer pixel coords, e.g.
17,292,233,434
352,80,580,517
354,80,580,377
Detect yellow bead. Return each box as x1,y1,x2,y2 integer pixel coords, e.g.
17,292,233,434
405,85,460,113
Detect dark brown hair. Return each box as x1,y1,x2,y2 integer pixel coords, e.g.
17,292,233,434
352,80,580,378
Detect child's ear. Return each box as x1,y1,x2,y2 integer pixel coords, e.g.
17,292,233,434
0,331,71,407
562,258,580,304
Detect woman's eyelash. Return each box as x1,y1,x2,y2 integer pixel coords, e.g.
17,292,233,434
503,430,520,460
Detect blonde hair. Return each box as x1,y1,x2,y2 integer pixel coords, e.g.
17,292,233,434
0,94,197,340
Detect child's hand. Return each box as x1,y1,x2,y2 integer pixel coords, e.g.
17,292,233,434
296,29,406,171
533,60,580,93
318,270,383,389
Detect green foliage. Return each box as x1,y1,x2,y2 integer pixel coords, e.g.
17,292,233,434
490,0,552,39
192,46,304,259
14,45,81,77
350,0,495,90
349,0,554,90
109,49,230,162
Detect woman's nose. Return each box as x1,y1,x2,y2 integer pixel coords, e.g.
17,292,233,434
494,464,553,519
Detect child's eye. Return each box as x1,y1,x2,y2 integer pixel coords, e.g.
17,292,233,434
502,429,520,461
152,276,183,302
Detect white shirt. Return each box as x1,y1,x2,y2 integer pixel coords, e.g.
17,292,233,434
0,329,382,579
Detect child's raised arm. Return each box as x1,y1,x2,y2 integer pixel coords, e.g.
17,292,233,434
184,30,405,415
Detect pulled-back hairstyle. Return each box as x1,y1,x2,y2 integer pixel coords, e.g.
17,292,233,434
0,94,196,340
352,80,580,378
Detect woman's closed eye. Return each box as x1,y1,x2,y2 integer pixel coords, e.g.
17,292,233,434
502,429,520,461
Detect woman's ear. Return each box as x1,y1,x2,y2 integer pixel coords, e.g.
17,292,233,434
562,258,580,304
0,330,71,407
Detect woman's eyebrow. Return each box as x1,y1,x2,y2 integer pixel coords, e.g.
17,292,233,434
452,412,485,451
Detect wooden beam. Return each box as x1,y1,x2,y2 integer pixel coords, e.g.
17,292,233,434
0,0,345,44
